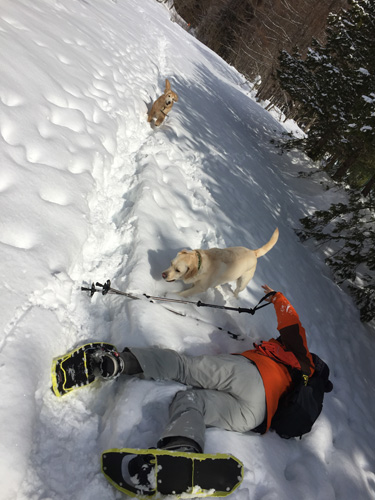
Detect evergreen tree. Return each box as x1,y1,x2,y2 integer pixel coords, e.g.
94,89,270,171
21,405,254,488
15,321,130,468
278,1,375,323
277,0,375,191
297,191,375,322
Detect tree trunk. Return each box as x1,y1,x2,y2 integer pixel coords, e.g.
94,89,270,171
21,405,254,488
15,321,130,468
323,154,338,172
332,152,360,181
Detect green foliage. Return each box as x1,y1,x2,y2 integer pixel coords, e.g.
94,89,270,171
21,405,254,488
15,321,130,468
276,0,375,191
279,2,375,320
297,191,375,321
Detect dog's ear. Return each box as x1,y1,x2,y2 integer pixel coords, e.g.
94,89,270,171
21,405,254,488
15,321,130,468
183,263,198,280
165,79,171,92
178,249,191,255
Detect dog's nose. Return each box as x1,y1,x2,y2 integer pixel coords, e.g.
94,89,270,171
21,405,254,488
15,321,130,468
162,272,167,280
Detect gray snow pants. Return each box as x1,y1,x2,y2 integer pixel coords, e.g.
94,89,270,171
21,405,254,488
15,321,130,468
129,347,266,452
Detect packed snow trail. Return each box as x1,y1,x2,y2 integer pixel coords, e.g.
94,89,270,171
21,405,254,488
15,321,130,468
0,1,374,499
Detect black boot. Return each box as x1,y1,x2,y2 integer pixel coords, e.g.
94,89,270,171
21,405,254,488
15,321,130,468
158,436,202,453
92,348,142,380
119,348,143,375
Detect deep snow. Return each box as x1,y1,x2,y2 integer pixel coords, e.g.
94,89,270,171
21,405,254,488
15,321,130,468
0,0,374,499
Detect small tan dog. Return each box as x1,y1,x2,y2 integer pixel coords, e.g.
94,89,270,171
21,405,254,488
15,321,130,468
147,79,178,126
162,228,279,298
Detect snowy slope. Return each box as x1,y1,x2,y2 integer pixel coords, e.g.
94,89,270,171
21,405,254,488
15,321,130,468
0,0,374,499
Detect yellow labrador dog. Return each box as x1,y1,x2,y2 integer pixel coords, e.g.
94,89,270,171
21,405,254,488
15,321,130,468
162,228,279,298
147,79,178,126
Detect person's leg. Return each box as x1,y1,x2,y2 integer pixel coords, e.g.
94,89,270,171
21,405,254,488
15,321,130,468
157,390,206,452
123,348,266,491
127,347,188,381
158,382,265,452
127,348,266,447
129,347,265,409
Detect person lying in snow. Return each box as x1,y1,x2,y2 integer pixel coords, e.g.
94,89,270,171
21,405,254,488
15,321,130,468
94,285,315,491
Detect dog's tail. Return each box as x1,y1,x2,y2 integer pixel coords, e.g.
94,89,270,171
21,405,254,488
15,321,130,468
254,228,279,258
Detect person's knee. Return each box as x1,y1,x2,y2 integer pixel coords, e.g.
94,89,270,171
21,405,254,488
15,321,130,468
170,389,205,415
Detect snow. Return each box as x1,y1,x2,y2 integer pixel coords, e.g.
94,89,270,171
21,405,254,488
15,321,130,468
0,0,374,499
363,93,375,104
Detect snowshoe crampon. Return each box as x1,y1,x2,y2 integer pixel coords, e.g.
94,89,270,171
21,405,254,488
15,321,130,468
101,447,244,498
51,342,118,397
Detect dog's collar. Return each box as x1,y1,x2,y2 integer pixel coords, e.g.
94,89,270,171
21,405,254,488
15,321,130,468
195,250,202,271
161,108,168,116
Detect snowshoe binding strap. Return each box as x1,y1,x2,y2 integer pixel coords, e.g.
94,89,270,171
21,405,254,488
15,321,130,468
92,350,124,380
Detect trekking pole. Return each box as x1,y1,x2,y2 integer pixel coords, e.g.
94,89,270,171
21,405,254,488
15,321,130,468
81,280,140,301
82,281,245,340
143,291,275,315
81,281,275,341
82,280,274,315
